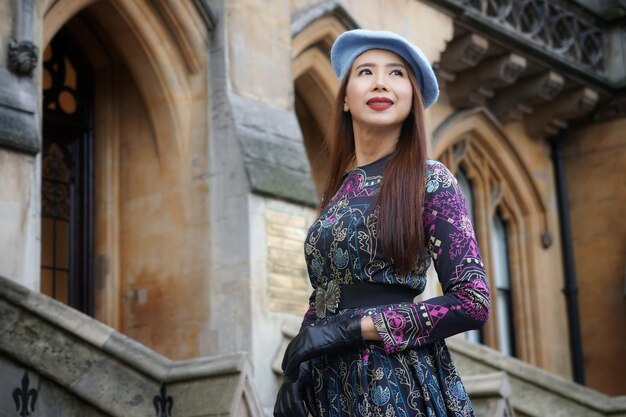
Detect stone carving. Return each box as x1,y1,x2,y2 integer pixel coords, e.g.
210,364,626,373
440,33,489,72
12,372,38,417
153,383,174,417
447,53,527,107
490,71,565,122
430,0,606,74
593,96,626,123
525,88,599,137
8,40,38,76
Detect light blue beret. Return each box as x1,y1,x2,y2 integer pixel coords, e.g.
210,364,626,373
330,29,439,109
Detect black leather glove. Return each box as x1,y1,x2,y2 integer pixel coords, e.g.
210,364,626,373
274,361,318,417
281,317,364,379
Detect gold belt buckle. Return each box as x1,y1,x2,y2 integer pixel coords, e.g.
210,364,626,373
315,280,341,319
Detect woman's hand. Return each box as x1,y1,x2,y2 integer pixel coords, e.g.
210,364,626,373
274,361,318,417
281,317,365,379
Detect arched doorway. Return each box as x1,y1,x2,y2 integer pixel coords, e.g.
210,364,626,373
40,0,211,359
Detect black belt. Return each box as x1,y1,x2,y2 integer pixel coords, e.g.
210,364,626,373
315,281,419,319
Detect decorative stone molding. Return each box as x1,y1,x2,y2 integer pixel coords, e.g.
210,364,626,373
430,4,626,138
192,0,219,32
525,88,599,138
425,0,622,88
592,95,626,123
447,53,527,107
9,0,38,77
291,0,358,38
7,40,38,76
433,108,551,361
439,33,489,73
11,372,38,416
152,0,216,73
0,0,39,153
490,71,565,122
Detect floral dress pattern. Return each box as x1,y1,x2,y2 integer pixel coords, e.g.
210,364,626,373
301,155,491,417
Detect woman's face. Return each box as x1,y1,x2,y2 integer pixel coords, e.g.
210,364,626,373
344,49,414,133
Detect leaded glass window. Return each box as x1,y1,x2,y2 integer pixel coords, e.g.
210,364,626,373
40,28,94,315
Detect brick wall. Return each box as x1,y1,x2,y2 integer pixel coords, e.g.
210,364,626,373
265,203,316,316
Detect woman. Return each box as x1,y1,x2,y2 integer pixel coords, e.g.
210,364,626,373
274,29,491,417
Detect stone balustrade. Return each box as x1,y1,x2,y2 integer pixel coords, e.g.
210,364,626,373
0,275,263,417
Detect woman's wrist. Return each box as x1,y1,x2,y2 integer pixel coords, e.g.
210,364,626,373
360,316,381,341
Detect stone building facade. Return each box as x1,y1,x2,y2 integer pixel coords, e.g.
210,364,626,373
0,0,624,414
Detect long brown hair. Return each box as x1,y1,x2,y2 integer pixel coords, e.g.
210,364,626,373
320,63,428,274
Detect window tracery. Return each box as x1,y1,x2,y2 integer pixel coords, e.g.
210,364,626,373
435,111,548,362
429,0,606,75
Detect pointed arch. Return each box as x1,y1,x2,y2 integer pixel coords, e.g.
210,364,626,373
292,6,356,195
44,0,209,164
432,108,552,367
433,108,547,218
39,0,212,356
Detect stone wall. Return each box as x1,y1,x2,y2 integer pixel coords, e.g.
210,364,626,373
0,151,40,290
564,117,626,395
248,194,317,413
0,0,42,291
265,200,315,315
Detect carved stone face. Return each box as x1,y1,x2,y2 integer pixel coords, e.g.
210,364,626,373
8,41,39,76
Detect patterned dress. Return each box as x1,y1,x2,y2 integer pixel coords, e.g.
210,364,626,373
302,155,491,417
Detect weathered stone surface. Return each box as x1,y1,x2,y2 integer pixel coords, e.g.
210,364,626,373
0,276,264,417
0,69,39,153
0,299,20,334
0,356,109,417
231,93,318,206
448,338,626,417
463,372,515,417
2,311,103,388
0,106,39,153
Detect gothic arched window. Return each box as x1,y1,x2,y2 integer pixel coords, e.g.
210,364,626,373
456,169,485,344
491,210,516,356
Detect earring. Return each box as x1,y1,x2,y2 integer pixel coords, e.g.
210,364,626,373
343,103,349,112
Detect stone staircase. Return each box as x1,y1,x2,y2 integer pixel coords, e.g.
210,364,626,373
276,320,626,417
2,273,625,417
0,275,264,417
463,372,515,417
448,337,626,417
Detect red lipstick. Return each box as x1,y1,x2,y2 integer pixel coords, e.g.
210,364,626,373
366,97,394,111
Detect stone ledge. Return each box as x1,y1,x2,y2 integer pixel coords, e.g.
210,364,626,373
0,275,264,416
463,372,515,417
230,93,317,207
0,275,249,381
448,337,626,416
